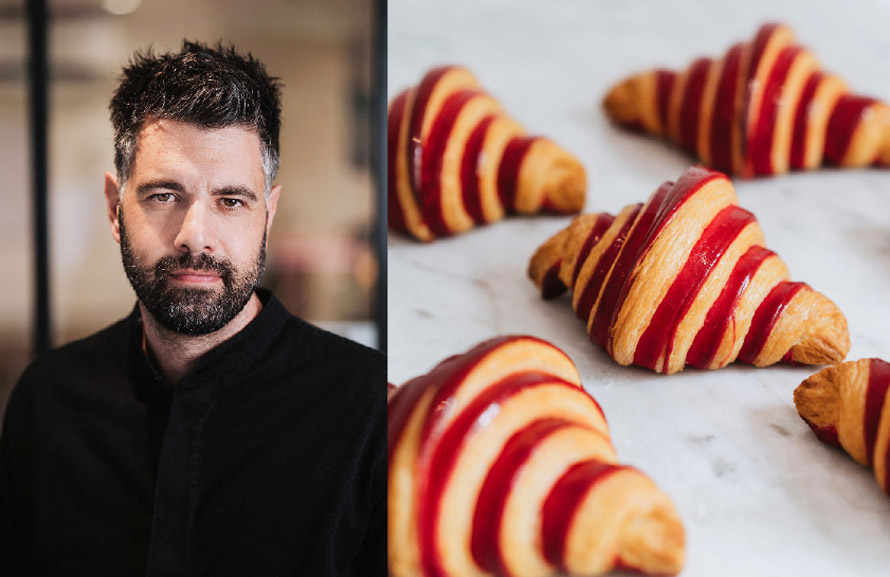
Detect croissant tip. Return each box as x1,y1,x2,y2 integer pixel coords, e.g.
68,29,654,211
528,227,571,298
547,168,587,214
791,298,851,366
615,492,686,575
602,75,646,127
601,80,625,114
793,366,843,444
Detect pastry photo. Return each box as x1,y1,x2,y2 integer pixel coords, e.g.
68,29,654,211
388,1,890,576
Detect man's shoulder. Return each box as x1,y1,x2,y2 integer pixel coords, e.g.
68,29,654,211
14,315,132,394
266,313,386,414
279,314,385,378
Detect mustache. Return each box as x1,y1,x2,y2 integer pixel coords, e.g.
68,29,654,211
154,252,235,284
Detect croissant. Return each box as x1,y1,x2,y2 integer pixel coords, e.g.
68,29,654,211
388,66,586,241
603,23,890,177
528,165,849,374
388,335,685,577
795,358,890,496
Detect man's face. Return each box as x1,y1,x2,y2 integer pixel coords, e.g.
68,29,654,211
108,119,279,335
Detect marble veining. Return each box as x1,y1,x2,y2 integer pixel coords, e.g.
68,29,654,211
388,1,890,575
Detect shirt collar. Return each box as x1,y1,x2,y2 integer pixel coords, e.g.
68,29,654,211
126,288,290,392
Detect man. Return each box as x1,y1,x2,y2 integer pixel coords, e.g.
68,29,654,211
0,42,386,577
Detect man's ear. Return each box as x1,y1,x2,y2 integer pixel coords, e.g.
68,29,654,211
265,184,282,237
104,171,122,244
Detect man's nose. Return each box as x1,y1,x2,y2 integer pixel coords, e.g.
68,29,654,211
174,201,214,254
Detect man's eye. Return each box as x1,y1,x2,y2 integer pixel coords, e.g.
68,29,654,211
221,198,244,209
151,193,175,203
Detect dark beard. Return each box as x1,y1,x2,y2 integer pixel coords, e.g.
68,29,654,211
119,210,266,335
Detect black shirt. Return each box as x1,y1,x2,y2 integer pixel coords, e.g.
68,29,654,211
0,290,386,577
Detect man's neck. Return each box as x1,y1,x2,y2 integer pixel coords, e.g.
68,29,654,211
139,292,263,386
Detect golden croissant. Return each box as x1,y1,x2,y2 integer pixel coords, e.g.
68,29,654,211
388,335,685,577
528,165,849,374
603,23,890,177
388,66,586,241
795,358,890,496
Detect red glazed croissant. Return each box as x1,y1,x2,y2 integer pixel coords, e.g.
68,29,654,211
528,165,849,374
603,23,890,177
795,358,890,496
389,66,586,241
388,336,685,577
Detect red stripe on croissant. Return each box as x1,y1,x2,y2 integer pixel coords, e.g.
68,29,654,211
528,165,849,374
388,336,685,577
388,66,587,241
603,23,890,177
795,358,890,496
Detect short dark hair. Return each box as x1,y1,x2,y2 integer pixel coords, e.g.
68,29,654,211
110,40,282,193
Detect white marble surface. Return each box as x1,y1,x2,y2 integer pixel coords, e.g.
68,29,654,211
387,1,890,575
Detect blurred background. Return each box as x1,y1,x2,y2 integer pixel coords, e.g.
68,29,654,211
0,0,385,419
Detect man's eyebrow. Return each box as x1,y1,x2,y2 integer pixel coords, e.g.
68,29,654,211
136,180,185,195
213,186,259,202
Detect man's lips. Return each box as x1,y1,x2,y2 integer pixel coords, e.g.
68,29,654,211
168,270,222,284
